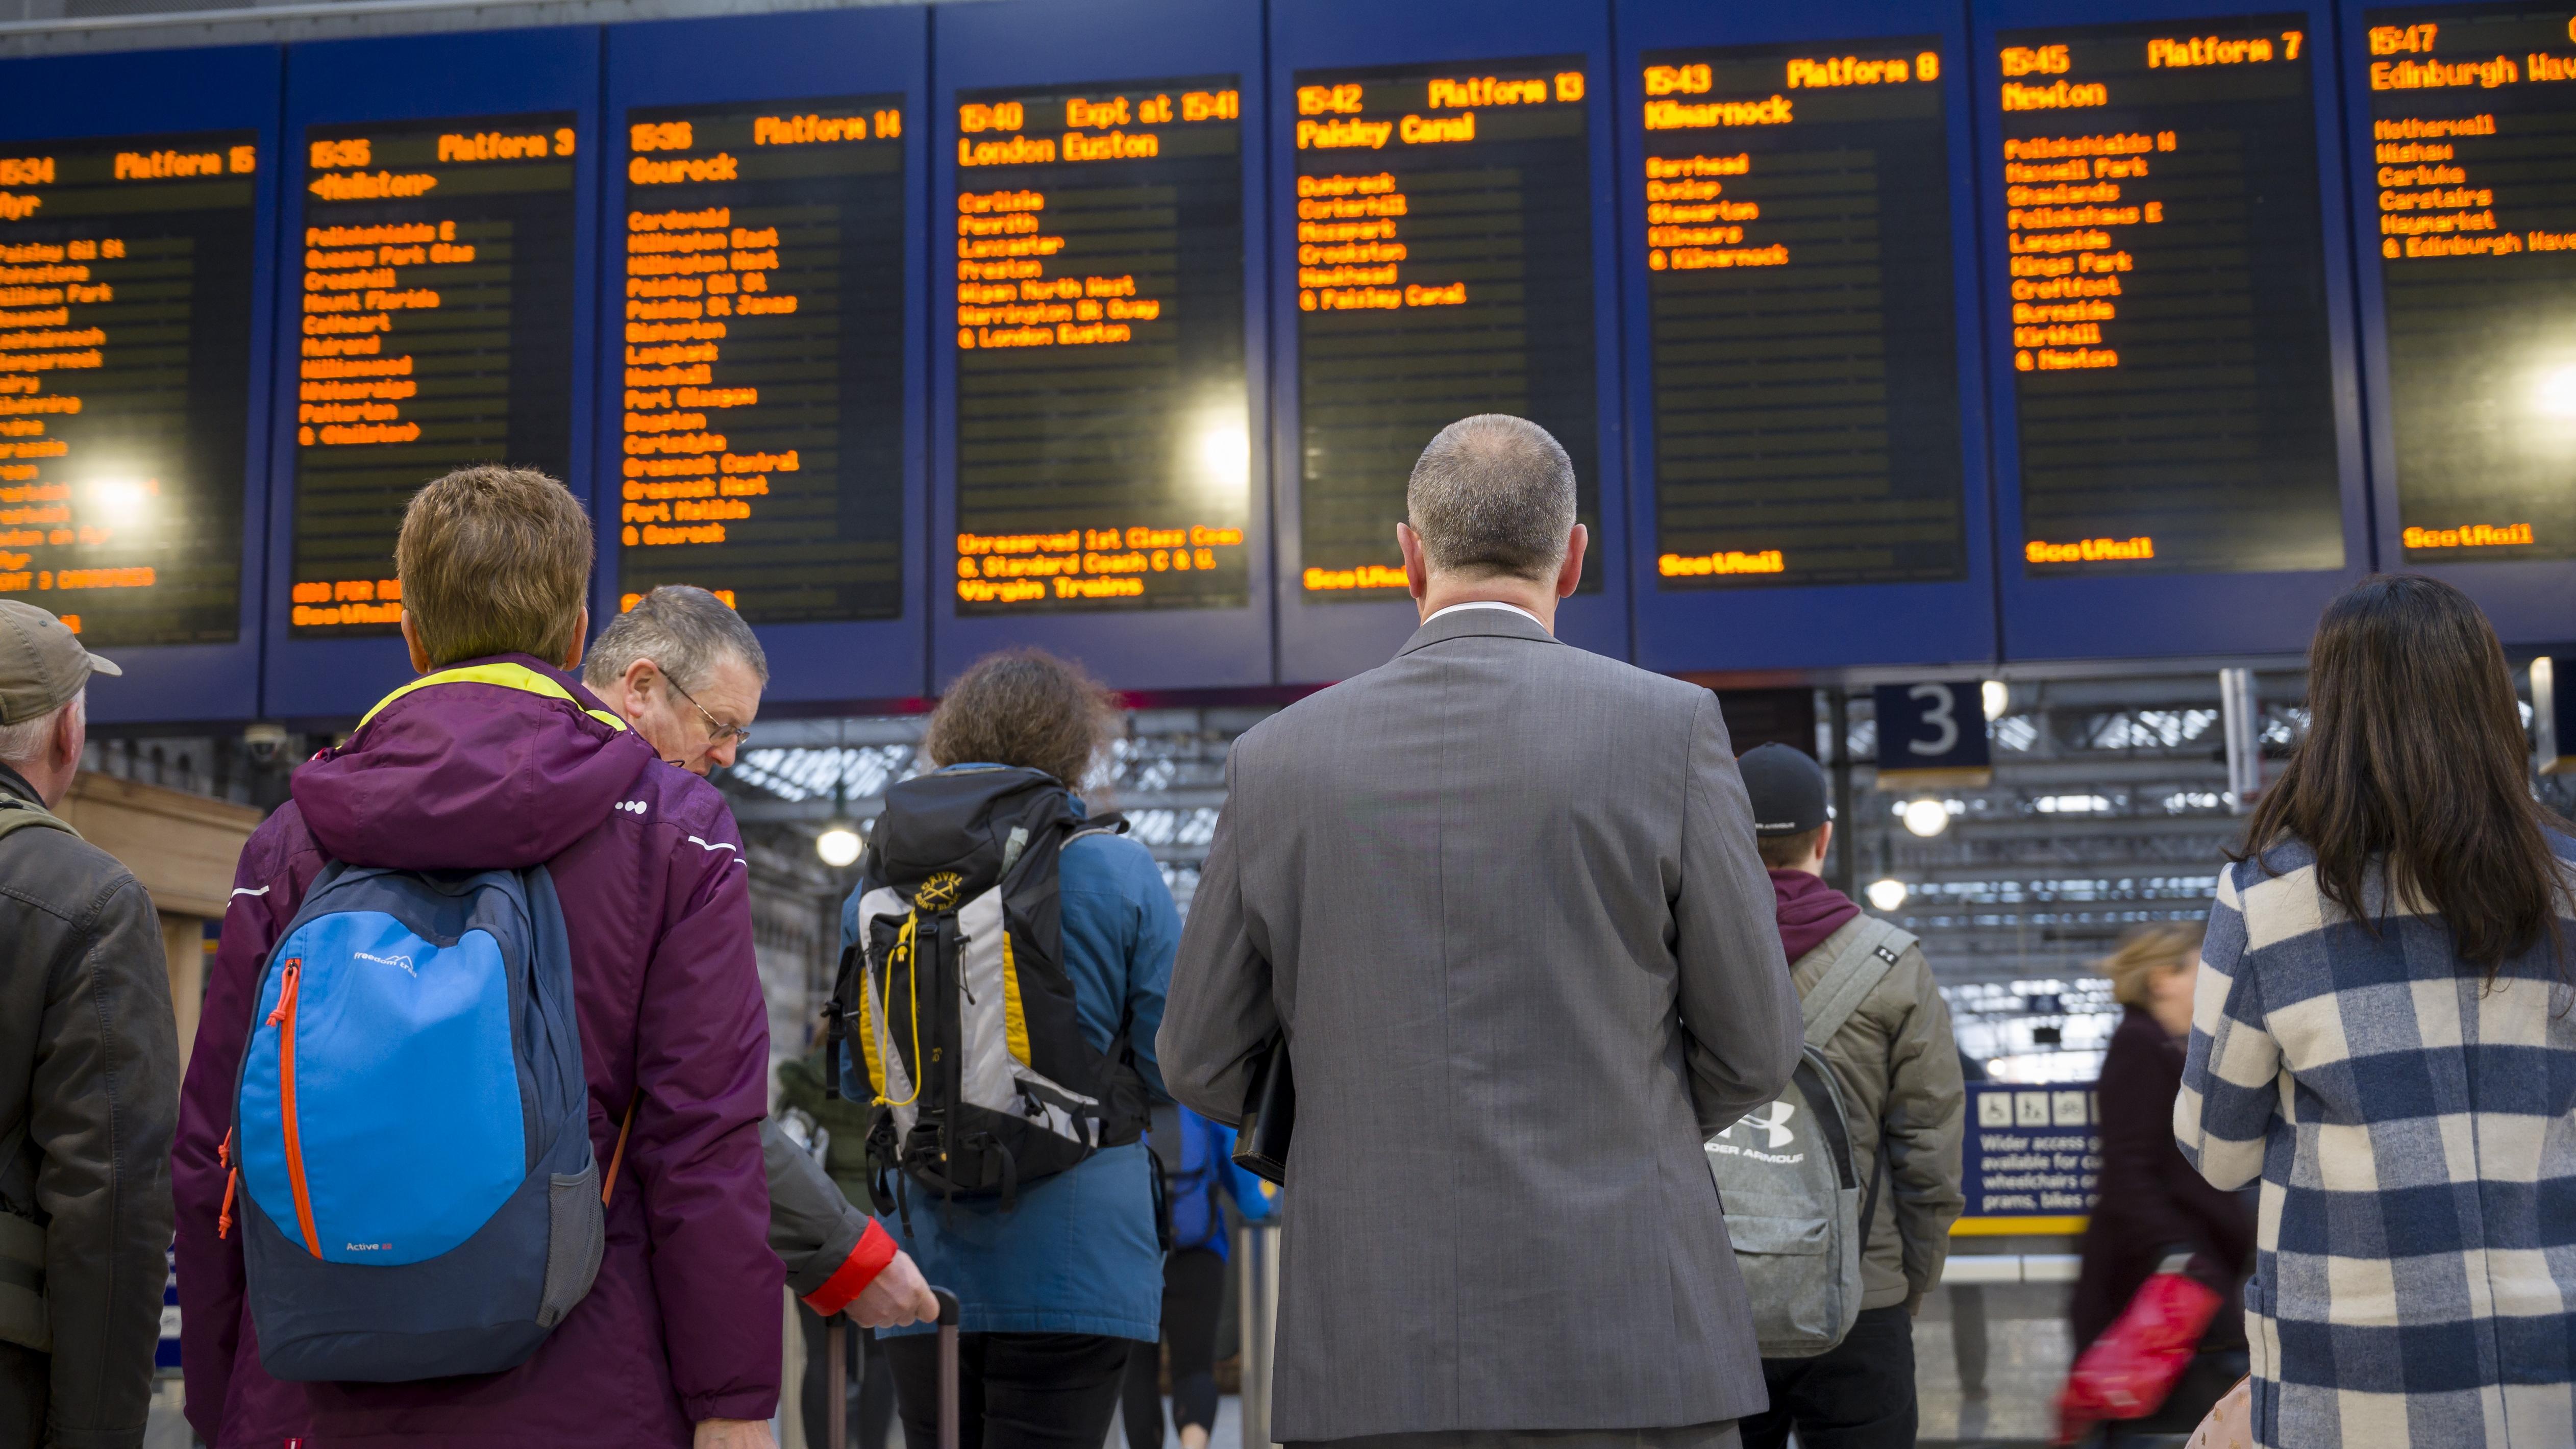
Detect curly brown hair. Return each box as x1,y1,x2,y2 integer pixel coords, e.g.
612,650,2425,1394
923,648,1119,789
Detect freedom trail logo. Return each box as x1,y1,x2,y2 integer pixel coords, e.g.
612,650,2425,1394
354,950,416,977
1708,1101,1805,1165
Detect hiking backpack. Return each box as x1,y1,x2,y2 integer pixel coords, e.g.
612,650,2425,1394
826,767,1150,1222
225,863,609,1382
1705,915,1914,1359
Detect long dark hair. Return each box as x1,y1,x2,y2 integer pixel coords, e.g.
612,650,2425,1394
2234,574,2569,973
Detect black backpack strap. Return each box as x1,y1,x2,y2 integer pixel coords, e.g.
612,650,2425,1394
1789,1058,1859,1192
821,942,862,1102
1858,1141,1890,1258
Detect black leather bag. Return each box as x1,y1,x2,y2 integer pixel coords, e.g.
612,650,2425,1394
1230,1036,1294,1184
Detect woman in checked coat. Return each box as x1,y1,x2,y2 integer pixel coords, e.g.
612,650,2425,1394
2178,574,2576,1449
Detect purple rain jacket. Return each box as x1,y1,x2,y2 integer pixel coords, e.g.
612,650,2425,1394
172,656,781,1448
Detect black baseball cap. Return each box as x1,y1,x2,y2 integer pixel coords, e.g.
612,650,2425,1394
1739,742,1829,837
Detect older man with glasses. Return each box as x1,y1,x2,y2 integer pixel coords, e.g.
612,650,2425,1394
586,586,938,1446
586,585,764,777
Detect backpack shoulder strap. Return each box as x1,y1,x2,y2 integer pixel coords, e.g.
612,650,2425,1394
1800,915,1916,1051
1065,814,1127,845
0,793,74,845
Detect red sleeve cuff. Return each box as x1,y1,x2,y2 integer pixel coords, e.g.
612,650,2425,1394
800,1218,899,1316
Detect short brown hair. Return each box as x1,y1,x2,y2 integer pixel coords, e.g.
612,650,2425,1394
397,466,593,667
2098,923,2206,1008
1757,825,1826,870
924,649,1118,789
1406,414,1577,583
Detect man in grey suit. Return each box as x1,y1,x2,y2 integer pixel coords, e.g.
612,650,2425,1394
1159,414,1802,1449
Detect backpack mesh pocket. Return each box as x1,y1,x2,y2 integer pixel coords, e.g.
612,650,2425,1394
537,1160,604,1328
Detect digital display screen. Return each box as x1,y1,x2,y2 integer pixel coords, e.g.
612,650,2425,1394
287,112,578,634
2365,6,2576,562
616,97,907,622
950,77,1249,615
1642,41,1968,589
1996,17,2345,576
0,130,258,645
1290,57,1600,597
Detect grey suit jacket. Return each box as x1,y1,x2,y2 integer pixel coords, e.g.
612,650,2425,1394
1159,607,1801,1441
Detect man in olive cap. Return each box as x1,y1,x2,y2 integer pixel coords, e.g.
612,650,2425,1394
0,599,180,1449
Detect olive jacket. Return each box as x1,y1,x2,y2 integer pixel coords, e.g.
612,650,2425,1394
0,761,180,1449
1787,912,1968,1311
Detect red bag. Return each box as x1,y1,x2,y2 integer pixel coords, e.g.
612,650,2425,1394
2055,1260,2224,1446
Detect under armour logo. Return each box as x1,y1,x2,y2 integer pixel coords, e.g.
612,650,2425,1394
616,800,647,815
1722,1100,1798,1151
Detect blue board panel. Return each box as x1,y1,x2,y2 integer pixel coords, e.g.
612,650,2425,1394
929,0,1271,692
2338,0,2576,646
603,10,930,706
1620,0,1999,677
1975,0,2371,660
264,28,601,720
1271,0,1631,684
0,45,281,725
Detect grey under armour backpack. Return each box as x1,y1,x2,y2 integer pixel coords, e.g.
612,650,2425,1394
1706,916,1911,1359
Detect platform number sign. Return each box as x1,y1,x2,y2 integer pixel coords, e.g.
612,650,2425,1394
1874,681,1991,787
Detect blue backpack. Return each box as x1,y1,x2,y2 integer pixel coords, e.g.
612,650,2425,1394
223,863,609,1382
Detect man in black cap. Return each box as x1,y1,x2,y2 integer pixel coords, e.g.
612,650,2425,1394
1731,743,1965,1449
0,599,180,1449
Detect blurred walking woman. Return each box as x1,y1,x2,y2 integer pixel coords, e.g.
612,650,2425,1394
2179,575,2576,1449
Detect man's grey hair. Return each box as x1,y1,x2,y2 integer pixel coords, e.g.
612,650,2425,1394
583,586,769,697
1404,414,1577,582
0,690,81,770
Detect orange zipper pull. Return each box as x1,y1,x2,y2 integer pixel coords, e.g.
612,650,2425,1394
266,959,301,1027
216,1127,237,1239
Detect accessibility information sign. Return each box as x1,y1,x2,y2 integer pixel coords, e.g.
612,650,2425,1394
1954,1081,2100,1236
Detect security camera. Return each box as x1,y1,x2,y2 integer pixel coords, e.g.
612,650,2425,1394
243,721,288,765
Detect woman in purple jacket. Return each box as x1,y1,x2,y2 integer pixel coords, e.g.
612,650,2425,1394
174,469,785,1449
2070,923,2253,1437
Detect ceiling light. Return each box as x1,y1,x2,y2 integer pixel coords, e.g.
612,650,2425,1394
1866,878,1910,911
816,823,862,868
1900,798,1952,837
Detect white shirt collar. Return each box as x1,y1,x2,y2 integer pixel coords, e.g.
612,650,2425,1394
1424,599,1547,629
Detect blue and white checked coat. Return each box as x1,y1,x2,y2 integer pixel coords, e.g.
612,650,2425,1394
2177,837,2576,1449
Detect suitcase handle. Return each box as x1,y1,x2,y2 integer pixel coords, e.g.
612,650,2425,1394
932,1288,962,1449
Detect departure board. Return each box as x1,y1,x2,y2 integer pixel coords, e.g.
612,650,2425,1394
949,78,1250,615
0,131,258,645
2364,6,2576,563
287,113,578,635
615,97,906,622
1642,41,1968,589
1289,58,1600,597
1994,18,2346,576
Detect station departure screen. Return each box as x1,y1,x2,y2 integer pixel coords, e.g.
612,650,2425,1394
2365,7,2576,563
951,78,1249,615
0,132,258,644
288,113,578,634
1292,58,1600,597
617,97,907,622
1995,19,2345,575
1642,42,1968,589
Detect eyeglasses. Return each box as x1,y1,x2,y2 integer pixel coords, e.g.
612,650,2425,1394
661,669,752,750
